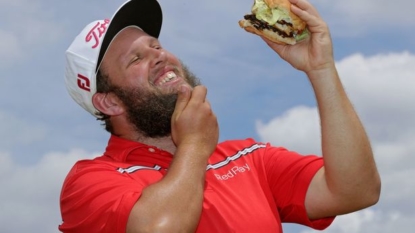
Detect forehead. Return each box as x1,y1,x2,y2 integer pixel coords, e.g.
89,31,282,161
101,27,153,69
107,27,149,54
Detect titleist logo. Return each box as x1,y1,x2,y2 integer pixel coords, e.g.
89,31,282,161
85,19,110,49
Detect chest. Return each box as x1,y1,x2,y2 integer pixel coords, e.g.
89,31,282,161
122,150,282,232
194,157,281,233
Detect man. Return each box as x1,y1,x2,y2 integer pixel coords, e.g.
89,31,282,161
60,0,381,232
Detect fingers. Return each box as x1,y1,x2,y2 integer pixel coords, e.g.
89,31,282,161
171,84,217,150
288,0,322,28
261,36,290,61
289,0,320,17
173,85,208,118
189,85,208,104
291,6,319,29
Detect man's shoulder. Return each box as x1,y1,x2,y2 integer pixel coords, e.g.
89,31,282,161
211,138,268,162
63,156,126,182
216,138,267,154
218,138,265,148
70,155,115,170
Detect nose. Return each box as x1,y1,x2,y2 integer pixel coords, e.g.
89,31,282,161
149,47,167,68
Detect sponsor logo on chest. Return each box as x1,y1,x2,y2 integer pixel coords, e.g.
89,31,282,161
214,163,251,181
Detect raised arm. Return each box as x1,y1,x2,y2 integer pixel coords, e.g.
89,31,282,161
262,0,381,219
126,85,219,232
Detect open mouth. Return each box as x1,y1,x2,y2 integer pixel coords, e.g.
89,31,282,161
157,71,178,85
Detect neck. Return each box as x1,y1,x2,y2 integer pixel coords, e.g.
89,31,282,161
111,116,177,154
136,135,177,154
115,129,177,154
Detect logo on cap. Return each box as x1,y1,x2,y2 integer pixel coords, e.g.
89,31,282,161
77,74,91,92
85,19,110,49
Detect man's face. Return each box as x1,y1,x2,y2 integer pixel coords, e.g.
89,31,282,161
101,27,192,95
100,27,200,137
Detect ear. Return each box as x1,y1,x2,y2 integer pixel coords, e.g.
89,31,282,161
92,92,124,116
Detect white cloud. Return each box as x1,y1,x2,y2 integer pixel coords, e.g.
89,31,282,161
0,149,97,233
339,52,415,130
256,106,321,155
257,51,415,232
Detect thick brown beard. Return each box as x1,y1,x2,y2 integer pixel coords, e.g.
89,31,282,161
111,62,201,138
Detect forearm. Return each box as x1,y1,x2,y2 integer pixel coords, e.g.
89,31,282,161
308,66,381,211
127,145,208,233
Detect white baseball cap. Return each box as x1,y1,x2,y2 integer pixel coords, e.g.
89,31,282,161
64,0,162,117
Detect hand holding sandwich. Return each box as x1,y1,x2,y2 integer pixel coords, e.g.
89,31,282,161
264,0,334,75
240,0,334,75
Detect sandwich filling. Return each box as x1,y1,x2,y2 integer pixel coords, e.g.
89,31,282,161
243,14,293,39
245,0,308,41
253,0,291,26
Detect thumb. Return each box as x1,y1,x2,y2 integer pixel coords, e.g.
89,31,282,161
261,36,286,54
174,85,191,114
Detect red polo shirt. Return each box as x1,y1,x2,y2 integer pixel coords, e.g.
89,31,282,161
59,135,334,232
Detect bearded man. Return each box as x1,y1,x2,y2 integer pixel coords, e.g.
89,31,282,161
60,0,381,232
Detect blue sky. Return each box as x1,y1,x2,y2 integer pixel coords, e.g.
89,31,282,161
0,0,414,232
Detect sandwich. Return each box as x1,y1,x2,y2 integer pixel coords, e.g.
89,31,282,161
239,0,309,45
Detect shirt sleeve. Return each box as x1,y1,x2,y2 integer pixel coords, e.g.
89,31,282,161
59,160,163,233
261,144,335,230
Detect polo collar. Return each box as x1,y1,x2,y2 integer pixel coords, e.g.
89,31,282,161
103,134,173,169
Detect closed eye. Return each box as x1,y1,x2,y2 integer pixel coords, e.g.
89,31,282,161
127,56,141,68
151,43,162,50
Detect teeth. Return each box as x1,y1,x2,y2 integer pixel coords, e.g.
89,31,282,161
167,72,176,79
159,71,177,84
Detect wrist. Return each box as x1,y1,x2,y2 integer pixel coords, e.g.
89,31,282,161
306,63,338,83
175,143,211,162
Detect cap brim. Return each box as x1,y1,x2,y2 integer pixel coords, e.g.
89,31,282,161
96,0,162,72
